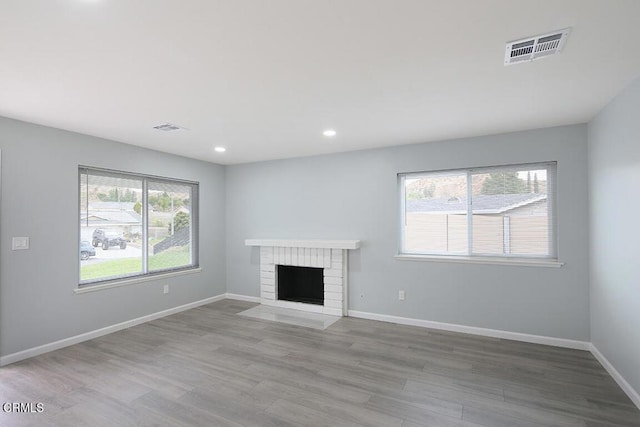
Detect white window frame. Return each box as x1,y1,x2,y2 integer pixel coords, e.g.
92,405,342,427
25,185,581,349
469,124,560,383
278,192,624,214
397,162,561,266
78,166,200,287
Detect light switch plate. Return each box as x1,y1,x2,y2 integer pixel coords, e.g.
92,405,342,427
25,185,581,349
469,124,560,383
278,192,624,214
12,237,30,250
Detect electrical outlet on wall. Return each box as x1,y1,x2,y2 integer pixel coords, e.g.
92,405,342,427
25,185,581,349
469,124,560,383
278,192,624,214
398,290,405,301
163,285,169,294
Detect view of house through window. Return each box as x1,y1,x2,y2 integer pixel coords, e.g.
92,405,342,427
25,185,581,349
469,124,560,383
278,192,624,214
400,162,556,259
79,167,198,284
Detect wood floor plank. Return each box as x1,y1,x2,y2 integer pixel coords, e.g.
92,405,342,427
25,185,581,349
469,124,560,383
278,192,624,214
245,361,374,404
365,393,463,422
504,386,640,427
253,380,403,427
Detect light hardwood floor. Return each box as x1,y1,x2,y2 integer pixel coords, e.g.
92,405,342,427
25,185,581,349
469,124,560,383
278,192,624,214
1,299,639,426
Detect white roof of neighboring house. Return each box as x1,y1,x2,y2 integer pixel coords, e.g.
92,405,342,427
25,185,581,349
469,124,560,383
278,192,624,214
89,202,136,211
406,194,547,215
80,202,187,225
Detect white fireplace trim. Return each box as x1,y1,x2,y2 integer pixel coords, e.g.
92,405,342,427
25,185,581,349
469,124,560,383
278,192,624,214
245,239,360,317
245,239,360,250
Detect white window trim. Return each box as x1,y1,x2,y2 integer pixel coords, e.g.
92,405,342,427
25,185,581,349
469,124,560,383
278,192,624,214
394,254,563,268
398,162,560,264
74,267,203,294
78,166,200,287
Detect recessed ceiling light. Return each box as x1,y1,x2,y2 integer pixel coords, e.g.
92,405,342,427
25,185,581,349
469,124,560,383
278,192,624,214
323,129,337,137
214,146,226,153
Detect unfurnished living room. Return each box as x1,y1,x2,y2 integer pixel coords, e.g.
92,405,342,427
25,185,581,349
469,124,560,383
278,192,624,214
1,1,640,426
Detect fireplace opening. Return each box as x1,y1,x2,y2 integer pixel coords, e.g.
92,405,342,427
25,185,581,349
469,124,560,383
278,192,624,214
277,265,324,305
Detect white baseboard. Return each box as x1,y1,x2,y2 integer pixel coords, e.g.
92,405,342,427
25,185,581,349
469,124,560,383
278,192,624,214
219,295,590,350
225,293,260,303
347,310,590,350
349,309,638,410
0,293,226,367
589,344,640,410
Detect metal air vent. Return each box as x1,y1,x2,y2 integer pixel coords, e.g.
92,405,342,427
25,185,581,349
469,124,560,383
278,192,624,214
153,123,186,132
505,28,571,65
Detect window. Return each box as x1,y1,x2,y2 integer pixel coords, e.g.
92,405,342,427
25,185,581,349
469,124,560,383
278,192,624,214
79,167,199,285
399,162,556,260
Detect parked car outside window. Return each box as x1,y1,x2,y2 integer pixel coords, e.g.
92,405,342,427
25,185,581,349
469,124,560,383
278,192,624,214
92,229,127,250
80,240,96,260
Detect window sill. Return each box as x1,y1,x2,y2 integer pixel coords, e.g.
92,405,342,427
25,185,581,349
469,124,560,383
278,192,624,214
74,267,202,294
394,254,564,268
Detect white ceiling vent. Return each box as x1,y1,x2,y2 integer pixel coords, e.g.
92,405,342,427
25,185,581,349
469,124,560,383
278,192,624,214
505,28,571,65
153,123,187,132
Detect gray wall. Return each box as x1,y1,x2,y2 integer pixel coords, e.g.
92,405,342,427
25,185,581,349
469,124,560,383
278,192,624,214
226,125,590,341
588,75,640,393
0,117,226,358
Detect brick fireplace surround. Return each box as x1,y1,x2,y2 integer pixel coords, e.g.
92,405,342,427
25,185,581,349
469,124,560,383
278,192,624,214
245,239,361,316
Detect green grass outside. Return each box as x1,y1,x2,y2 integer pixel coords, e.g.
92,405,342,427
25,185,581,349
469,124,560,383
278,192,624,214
80,246,191,282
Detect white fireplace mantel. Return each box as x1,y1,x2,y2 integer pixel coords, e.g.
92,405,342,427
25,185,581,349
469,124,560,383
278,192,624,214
245,238,361,316
245,239,360,250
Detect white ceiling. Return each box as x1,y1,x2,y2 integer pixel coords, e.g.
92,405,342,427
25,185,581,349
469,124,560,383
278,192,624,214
1,1,639,165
